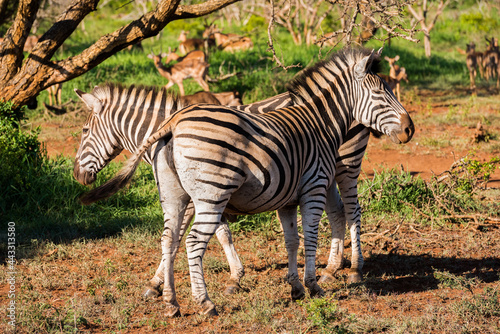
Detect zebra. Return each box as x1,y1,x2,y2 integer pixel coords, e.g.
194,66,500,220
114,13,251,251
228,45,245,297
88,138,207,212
73,86,290,296
74,85,373,299
77,47,414,317
236,93,376,285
